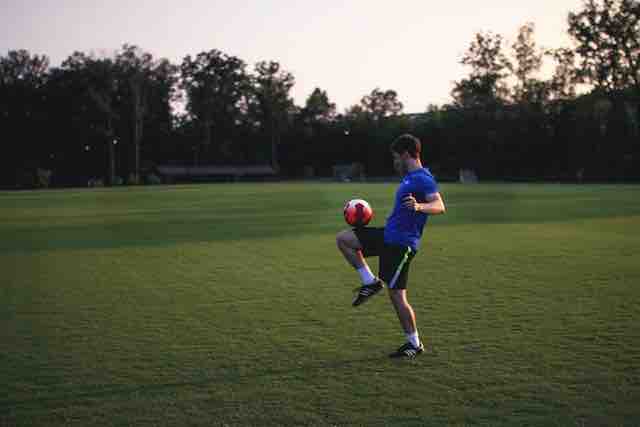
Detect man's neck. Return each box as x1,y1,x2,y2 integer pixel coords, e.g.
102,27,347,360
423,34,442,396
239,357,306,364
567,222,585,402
406,158,423,173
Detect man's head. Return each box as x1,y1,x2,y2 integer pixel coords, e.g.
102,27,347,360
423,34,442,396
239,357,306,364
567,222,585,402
391,134,422,175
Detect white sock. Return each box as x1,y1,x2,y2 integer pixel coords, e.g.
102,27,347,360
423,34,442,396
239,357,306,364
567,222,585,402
356,265,377,285
406,331,421,348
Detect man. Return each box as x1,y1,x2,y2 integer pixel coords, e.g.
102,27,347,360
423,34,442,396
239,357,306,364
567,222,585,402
336,134,446,359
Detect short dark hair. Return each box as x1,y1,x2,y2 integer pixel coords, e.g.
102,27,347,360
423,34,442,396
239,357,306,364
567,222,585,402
390,134,421,159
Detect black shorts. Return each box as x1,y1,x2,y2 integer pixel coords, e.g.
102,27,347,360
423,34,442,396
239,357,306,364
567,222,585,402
353,227,416,290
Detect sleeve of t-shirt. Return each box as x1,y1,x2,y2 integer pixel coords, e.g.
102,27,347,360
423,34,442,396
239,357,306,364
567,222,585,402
412,176,438,203
423,176,438,195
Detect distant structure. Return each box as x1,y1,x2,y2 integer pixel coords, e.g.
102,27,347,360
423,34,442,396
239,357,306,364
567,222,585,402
459,169,478,184
156,165,276,183
403,112,430,122
333,162,366,182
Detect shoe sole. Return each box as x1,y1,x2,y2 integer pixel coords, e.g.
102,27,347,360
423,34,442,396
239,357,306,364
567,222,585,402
352,286,383,306
389,350,423,359
389,345,425,359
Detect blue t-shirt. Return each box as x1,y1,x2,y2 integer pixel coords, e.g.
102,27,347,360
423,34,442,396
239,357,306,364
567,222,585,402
384,168,438,251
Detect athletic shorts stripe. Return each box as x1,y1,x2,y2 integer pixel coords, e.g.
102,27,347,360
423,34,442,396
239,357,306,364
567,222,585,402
388,247,412,289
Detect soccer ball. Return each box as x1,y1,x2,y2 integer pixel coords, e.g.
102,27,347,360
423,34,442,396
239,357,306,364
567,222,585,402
343,199,373,227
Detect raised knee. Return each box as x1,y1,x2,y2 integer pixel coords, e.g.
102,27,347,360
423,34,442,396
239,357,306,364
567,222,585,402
336,230,353,249
336,231,346,247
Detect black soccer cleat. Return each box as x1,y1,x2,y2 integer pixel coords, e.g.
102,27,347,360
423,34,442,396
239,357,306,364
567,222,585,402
389,341,425,359
352,279,384,306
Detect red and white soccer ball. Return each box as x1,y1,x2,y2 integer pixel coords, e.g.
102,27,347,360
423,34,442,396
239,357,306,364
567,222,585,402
343,199,373,227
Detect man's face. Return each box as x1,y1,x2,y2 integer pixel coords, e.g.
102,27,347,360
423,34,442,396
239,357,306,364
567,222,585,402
392,151,408,176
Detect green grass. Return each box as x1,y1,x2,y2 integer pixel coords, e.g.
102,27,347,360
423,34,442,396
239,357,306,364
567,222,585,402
1,182,639,426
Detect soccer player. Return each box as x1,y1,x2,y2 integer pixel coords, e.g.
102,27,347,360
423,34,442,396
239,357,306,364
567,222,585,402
336,134,446,359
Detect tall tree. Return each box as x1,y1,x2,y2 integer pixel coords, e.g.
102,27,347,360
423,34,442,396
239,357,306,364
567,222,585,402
116,45,151,183
569,0,640,179
250,61,295,171
452,32,510,108
144,57,180,165
297,87,336,144
509,23,548,105
546,47,579,101
0,50,50,186
116,45,178,182
180,50,249,164
60,52,120,185
302,87,336,124
450,32,511,176
286,88,338,175
340,89,409,175
0,49,49,85
568,0,640,92
359,88,403,121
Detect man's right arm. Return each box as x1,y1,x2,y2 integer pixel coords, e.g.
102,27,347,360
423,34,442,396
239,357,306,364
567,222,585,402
419,192,446,215
402,192,446,215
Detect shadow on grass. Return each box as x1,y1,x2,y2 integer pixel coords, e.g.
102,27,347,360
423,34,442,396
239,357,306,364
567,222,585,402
1,355,392,410
5,208,640,255
1,215,339,254
3,183,640,254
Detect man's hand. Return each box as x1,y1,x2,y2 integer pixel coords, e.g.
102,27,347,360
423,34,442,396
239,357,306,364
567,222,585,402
402,194,419,211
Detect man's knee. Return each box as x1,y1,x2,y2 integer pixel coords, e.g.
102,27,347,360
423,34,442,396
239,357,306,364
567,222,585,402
389,289,408,306
336,229,359,250
336,230,347,248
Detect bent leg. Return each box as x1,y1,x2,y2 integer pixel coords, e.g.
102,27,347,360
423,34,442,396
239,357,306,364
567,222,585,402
336,229,367,269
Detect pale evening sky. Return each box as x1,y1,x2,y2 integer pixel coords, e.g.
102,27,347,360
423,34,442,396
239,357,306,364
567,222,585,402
1,0,584,113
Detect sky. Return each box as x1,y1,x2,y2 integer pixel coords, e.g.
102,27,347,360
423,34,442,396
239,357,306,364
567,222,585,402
1,0,585,113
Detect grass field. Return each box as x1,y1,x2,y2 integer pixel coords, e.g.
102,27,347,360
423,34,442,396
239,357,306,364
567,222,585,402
2,182,640,426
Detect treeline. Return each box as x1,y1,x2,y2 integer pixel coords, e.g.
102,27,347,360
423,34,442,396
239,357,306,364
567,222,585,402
1,0,638,188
